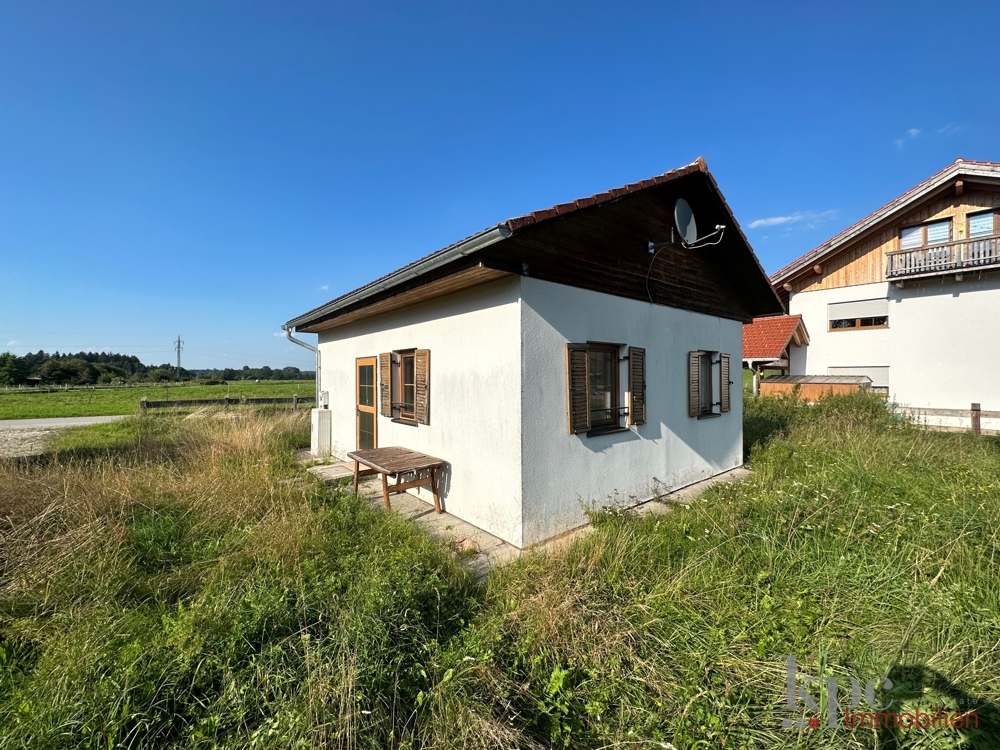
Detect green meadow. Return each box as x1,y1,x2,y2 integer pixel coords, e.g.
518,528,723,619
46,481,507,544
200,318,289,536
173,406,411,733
0,380,316,420
1,394,998,748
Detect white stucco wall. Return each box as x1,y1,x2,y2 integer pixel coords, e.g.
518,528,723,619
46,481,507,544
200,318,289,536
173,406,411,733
788,281,892,387
788,274,1000,430
519,277,744,546
315,277,525,546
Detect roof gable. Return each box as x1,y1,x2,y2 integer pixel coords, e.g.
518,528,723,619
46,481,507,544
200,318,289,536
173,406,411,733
742,314,809,360
289,159,784,332
771,159,1000,285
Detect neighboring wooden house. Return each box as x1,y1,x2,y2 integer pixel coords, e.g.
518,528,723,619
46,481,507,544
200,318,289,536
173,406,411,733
285,159,782,547
771,159,1000,431
742,314,810,394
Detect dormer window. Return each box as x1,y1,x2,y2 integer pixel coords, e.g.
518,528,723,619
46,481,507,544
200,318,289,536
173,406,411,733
900,220,951,250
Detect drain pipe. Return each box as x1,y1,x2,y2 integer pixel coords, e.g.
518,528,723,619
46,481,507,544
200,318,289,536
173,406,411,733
283,325,322,408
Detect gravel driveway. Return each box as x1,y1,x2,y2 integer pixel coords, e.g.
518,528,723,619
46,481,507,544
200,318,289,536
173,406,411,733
0,415,127,458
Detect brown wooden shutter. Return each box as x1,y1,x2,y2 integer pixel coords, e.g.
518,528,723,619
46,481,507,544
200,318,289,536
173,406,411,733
379,352,391,417
688,351,701,418
566,343,590,434
720,353,731,413
414,349,430,425
628,346,646,426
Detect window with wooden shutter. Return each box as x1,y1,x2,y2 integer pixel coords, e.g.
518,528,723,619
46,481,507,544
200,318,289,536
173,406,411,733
414,349,430,424
379,353,391,417
688,351,701,418
628,346,646,426
720,353,731,413
566,343,590,434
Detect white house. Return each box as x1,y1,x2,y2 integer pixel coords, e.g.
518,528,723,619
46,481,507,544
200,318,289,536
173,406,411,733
771,158,1000,432
285,159,783,547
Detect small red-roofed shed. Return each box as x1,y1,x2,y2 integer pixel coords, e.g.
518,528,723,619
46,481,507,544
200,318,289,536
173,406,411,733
742,315,810,393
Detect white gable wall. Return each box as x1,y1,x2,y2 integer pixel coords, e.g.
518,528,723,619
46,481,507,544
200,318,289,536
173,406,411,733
787,281,891,386
315,277,525,546
519,277,744,546
788,275,1000,430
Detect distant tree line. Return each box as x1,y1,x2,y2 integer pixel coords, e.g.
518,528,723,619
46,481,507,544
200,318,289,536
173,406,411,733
0,350,315,386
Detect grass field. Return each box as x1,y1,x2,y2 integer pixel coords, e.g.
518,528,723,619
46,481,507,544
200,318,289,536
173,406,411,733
0,380,315,420
2,395,999,748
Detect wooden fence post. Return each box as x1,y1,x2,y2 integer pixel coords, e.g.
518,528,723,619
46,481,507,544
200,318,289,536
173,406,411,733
292,394,298,410
224,395,229,411
971,403,981,437
140,397,147,416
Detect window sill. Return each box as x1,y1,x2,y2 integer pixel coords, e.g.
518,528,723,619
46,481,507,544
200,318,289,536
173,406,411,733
586,424,630,437
697,412,721,420
391,417,419,427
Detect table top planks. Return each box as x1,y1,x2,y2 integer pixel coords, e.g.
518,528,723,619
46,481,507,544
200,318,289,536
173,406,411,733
347,446,446,475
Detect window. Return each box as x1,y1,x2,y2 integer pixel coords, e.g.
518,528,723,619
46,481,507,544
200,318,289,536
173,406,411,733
827,299,889,331
969,211,996,239
588,345,618,428
688,351,731,418
400,352,416,420
379,349,430,424
900,220,951,249
566,342,646,435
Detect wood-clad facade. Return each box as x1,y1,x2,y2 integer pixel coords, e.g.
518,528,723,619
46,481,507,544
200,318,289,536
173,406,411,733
786,187,1000,295
772,160,1000,431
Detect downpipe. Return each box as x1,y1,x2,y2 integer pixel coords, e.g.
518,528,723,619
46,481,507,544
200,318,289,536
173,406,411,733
283,326,322,408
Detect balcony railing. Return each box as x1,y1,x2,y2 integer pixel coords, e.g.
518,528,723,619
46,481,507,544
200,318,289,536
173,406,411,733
886,233,1000,279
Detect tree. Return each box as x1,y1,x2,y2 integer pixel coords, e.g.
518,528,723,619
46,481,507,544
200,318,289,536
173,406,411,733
0,352,27,385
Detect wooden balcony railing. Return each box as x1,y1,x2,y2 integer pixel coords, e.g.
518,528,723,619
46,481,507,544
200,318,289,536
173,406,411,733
886,233,1000,278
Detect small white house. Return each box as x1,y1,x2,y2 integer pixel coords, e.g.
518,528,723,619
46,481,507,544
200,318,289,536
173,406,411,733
285,159,782,547
771,158,1000,432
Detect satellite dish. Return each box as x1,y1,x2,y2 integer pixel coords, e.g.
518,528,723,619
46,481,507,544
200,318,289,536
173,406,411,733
674,199,697,246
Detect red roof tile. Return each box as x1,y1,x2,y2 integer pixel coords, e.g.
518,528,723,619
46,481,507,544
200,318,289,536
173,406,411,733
743,314,808,360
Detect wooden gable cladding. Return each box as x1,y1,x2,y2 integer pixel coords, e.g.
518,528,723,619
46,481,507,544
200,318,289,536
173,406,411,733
790,185,1000,294
484,174,779,323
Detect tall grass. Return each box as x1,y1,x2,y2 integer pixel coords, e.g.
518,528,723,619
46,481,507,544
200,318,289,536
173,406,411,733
2,395,999,748
0,411,475,749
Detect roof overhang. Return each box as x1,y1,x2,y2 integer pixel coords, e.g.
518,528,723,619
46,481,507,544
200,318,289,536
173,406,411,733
771,160,1000,286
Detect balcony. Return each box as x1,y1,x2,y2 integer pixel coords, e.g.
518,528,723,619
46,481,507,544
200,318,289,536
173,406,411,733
886,233,1000,279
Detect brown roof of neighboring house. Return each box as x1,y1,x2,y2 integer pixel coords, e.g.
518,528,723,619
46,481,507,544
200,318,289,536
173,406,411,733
742,314,809,360
287,158,781,330
770,158,1000,285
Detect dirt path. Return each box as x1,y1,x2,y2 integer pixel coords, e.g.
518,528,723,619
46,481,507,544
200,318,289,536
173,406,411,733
0,415,126,457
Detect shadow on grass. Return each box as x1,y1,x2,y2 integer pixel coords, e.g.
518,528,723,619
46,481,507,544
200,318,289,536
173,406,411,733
743,394,798,461
877,664,1000,749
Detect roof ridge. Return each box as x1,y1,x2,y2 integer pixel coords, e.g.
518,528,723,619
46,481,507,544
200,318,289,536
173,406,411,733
770,158,1000,282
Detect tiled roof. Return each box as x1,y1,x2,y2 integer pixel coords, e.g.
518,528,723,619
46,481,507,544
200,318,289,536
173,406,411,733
743,314,807,359
288,160,710,328
771,158,1000,283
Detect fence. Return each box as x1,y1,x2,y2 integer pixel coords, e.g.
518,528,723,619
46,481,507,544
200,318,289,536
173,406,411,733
140,395,315,415
894,402,997,437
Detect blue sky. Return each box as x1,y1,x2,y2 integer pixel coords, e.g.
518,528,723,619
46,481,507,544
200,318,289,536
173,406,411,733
1,2,997,369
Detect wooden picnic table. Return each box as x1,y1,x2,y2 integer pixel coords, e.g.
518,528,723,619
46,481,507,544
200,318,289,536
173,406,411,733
347,446,447,513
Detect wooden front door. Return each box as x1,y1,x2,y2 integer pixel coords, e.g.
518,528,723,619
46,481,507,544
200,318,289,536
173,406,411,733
356,357,377,451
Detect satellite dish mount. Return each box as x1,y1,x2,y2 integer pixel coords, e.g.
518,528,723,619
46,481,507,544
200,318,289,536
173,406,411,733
648,198,726,253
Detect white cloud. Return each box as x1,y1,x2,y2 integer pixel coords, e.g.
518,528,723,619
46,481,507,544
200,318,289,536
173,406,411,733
6,340,21,346
894,128,921,148
273,331,285,337
318,284,329,291
748,210,837,230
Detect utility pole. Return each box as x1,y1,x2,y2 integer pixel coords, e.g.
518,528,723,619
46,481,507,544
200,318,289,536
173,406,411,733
174,336,184,381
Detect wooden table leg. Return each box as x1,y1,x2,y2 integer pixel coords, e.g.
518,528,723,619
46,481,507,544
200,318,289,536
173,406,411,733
431,467,441,514
381,472,391,511
353,460,359,494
